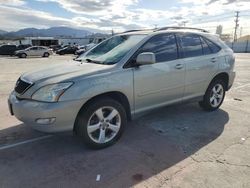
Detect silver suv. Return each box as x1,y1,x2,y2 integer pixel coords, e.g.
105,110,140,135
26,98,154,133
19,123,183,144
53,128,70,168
9,27,235,149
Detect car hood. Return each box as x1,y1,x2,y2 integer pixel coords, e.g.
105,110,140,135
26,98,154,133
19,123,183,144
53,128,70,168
21,61,112,84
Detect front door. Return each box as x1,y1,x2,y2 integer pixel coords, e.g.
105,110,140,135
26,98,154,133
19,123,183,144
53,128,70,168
133,34,185,113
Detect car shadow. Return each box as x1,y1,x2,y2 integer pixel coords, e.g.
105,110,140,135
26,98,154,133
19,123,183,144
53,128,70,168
0,103,229,188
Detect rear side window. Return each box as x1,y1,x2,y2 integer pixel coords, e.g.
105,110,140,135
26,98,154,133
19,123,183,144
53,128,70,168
178,34,203,58
200,37,221,54
200,37,212,55
140,34,178,62
204,38,221,53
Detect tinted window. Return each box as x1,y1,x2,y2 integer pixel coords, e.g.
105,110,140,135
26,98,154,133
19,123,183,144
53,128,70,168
38,47,46,50
204,38,221,53
30,47,38,50
139,34,178,62
1,45,16,50
179,34,203,58
200,37,212,55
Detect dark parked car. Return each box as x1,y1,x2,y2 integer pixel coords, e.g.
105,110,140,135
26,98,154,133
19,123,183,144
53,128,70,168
75,48,86,57
17,44,32,50
0,45,17,55
49,45,62,52
56,46,78,55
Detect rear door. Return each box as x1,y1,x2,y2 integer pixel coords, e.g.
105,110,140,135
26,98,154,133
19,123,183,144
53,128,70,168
37,47,46,56
133,33,186,113
176,33,219,100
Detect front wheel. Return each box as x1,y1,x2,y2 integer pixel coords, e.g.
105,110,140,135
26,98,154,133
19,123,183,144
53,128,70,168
20,53,27,58
199,79,226,111
75,98,127,149
43,52,49,57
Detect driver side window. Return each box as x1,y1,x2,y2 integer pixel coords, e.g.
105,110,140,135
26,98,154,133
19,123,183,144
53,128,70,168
138,34,178,63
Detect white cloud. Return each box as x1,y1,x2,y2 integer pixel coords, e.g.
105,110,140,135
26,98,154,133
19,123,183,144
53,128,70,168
0,0,250,35
0,0,26,6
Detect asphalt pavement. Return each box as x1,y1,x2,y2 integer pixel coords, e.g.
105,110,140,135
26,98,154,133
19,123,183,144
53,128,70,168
0,54,249,188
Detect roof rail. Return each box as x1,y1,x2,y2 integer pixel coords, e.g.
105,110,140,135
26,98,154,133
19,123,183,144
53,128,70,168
155,27,209,33
122,29,154,33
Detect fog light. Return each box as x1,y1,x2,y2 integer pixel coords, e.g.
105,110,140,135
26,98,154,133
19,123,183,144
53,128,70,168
36,118,56,125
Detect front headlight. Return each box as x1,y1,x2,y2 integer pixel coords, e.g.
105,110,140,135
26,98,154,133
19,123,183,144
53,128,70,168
32,82,73,102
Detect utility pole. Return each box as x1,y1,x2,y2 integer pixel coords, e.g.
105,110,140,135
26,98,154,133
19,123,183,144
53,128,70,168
233,11,240,42
182,21,188,27
240,27,243,38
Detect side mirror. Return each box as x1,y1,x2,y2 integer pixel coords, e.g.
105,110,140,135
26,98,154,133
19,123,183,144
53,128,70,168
136,52,156,66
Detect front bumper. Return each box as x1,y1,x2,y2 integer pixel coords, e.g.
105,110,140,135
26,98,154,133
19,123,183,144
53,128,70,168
14,52,21,56
8,91,84,133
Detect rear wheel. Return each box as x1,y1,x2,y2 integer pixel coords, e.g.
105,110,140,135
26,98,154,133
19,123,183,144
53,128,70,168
199,79,226,111
75,97,127,149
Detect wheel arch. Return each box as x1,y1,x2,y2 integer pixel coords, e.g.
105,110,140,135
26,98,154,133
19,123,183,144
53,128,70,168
210,72,229,90
73,91,132,132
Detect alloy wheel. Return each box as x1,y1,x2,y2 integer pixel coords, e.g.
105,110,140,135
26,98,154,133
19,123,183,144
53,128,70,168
87,106,121,144
210,83,224,107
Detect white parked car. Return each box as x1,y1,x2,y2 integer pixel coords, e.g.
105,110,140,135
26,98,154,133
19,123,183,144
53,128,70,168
15,46,53,58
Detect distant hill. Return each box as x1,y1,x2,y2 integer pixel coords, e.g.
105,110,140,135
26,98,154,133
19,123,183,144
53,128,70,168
238,35,250,42
0,30,7,35
2,27,92,38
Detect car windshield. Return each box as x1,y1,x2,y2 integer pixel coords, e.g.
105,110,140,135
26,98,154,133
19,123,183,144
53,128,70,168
78,34,146,65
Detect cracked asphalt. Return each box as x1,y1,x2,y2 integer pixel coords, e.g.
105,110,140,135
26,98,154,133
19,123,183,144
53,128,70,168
0,54,249,188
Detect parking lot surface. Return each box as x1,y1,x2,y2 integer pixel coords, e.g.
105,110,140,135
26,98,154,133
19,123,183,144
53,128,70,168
0,54,250,188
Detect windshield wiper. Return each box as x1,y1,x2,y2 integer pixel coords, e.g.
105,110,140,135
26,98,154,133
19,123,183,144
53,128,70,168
85,58,103,64
73,58,82,62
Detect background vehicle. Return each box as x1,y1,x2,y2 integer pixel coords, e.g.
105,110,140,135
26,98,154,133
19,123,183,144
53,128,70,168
0,45,17,55
9,27,235,149
17,44,32,50
56,46,78,55
15,46,53,58
74,38,107,57
49,44,62,52
75,46,86,57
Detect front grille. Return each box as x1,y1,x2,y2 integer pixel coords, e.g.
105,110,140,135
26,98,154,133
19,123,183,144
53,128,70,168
14,78,32,94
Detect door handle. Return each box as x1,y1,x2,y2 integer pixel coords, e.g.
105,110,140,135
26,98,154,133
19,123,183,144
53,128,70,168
175,64,183,69
211,57,217,63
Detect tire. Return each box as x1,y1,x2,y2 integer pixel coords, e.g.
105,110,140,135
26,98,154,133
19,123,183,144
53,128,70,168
75,97,127,149
60,52,64,55
43,52,49,57
20,53,27,58
199,79,226,111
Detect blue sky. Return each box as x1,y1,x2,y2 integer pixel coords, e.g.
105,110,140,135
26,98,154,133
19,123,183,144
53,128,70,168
0,0,250,35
